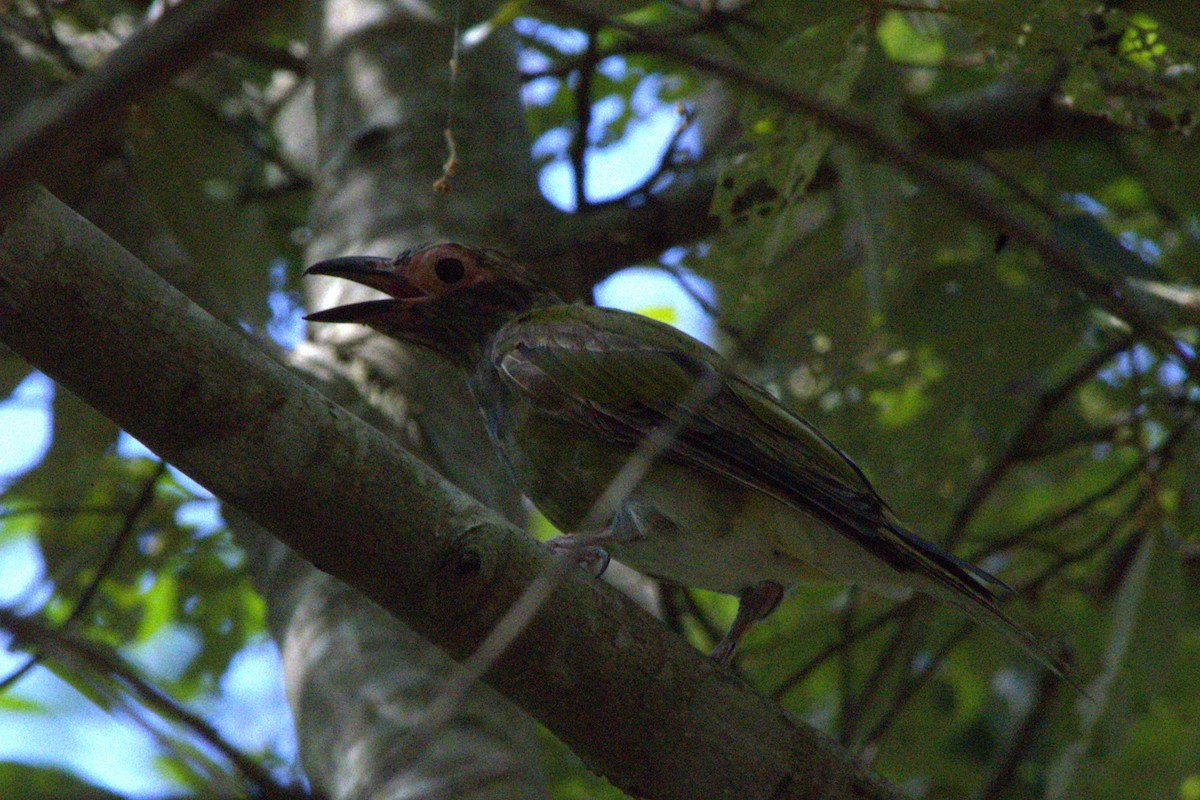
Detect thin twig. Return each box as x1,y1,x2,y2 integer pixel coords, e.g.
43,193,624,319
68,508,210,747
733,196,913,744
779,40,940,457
770,602,912,701
73,462,169,625
972,667,1061,800
979,409,1197,556
173,88,312,196
521,39,638,80
517,6,755,83
0,462,167,694
0,608,295,799
947,333,1135,548
658,262,720,319
569,28,599,210
588,103,698,210
857,412,1195,729
226,42,307,74
32,0,85,75
864,413,1198,744
1026,494,1140,590
857,622,977,751
840,602,924,747
1012,421,1128,461
836,590,859,744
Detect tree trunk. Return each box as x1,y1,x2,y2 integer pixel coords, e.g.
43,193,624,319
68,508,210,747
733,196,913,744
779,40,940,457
233,1,557,797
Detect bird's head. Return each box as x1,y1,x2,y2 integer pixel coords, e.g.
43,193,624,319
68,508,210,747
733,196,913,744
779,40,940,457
304,242,558,366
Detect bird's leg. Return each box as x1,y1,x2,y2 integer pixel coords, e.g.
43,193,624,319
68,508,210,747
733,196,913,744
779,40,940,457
710,580,785,665
544,535,612,577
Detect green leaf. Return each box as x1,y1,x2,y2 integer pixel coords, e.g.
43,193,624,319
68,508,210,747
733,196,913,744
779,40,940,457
0,763,124,800
0,694,44,714
706,16,873,338
877,10,946,66
710,14,868,247
961,0,1200,134
135,572,178,642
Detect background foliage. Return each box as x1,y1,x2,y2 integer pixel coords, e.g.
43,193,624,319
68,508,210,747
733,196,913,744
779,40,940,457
1,0,1199,798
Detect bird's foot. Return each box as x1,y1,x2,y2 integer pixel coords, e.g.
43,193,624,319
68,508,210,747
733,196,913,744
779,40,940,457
710,580,785,666
545,535,612,578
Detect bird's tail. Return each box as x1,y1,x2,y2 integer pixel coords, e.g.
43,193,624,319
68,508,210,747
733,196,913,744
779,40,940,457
883,513,1075,682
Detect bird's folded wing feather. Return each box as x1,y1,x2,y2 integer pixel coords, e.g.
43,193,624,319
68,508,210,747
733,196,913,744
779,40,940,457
491,306,1007,603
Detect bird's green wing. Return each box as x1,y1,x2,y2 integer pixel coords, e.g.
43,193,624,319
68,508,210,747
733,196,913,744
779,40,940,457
491,305,1007,603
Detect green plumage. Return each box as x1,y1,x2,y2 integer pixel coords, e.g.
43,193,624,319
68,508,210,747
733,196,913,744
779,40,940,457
305,243,1064,672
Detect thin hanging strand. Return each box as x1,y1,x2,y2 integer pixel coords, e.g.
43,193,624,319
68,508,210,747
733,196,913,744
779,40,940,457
433,0,464,194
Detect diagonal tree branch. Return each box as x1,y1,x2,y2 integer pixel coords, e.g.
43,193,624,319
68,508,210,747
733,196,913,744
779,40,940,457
0,182,903,800
0,0,284,192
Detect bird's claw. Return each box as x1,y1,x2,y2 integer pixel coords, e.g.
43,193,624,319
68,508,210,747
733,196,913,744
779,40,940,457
545,535,611,579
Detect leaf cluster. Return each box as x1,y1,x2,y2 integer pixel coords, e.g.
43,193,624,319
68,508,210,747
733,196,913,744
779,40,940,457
2,0,1200,797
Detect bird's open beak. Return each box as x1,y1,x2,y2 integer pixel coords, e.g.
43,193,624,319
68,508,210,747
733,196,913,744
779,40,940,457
303,256,421,323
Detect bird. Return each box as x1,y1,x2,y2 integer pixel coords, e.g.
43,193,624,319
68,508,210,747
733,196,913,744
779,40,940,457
304,242,1063,672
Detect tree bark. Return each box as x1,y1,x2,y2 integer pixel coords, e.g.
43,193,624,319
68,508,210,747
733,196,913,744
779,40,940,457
0,180,902,800
269,2,553,795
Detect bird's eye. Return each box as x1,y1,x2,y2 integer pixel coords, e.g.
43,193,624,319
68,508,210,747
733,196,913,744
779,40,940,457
434,257,466,284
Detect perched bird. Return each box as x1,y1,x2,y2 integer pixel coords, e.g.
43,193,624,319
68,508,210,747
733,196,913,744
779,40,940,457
305,242,1060,671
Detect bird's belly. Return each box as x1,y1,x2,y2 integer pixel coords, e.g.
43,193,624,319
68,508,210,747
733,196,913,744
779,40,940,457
611,463,916,599
604,464,823,595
